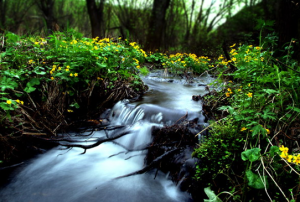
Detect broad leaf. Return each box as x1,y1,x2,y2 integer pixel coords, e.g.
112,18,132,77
246,170,268,189
241,148,261,162
203,187,222,202
28,78,40,86
24,86,36,93
251,124,265,137
269,146,279,157
0,76,18,91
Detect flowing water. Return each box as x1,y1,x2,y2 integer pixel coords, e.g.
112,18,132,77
0,71,214,202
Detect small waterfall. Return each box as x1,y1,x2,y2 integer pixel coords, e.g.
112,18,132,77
0,74,213,202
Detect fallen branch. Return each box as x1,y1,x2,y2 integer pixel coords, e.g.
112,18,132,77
59,129,131,154
0,162,24,171
115,148,180,179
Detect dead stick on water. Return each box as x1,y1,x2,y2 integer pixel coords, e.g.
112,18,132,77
60,130,131,154
174,111,188,125
0,162,24,171
114,148,180,179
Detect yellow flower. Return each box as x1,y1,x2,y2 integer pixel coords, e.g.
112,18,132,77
6,100,12,105
15,99,20,103
280,152,288,159
136,65,140,69
66,69,70,72
53,65,57,68
67,109,73,113
66,65,70,68
255,46,261,50
246,92,252,98
227,88,232,92
20,101,24,105
70,73,73,77
74,73,78,77
248,83,251,87
241,127,247,132
225,92,231,97
287,155,293,163
51,77,54,80
232,57,237,62
279,145,289,153
238,89,241,92
230,43,236,48
293,154,300,165
265,128,270,134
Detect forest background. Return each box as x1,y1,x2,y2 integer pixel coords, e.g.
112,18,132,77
0,0,299,60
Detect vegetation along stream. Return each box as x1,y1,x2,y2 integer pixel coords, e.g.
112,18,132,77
0,71,214,202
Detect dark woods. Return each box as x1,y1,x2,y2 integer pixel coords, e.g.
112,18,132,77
0,0,299,59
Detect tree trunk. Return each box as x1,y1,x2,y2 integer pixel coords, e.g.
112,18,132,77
36,0,57,35
86,0,105,38
145,0,171,51
0,0,7,29
275,0,300,61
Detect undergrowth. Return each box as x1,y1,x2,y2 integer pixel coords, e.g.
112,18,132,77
194,23,300,202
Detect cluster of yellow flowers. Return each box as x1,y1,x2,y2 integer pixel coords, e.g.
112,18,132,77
49,64,78,80
240,126,270,134
226,88,233,97
279,145,300,165
133,58,140,69
28,59,35,64
31,37,47,46
6,99,24,105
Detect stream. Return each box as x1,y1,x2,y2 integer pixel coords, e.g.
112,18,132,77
0,70,214,202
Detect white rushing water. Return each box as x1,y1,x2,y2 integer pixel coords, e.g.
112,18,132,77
0,73,213,202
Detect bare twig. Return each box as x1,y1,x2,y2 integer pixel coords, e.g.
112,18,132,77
260,157,289,202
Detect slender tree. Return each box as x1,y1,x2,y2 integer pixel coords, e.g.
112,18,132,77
86,0,106,38
0,0,7,29
35,0,58,34
145,0,171,51
275,0,300,60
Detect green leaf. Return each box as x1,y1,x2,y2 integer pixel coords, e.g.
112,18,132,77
287,106,300,113
96,62,107,68
263,89,279,95
24,86,36,93
203,187,222,202
241,148,261,162
0,76,18,91
0,102,15,111
261,109,276,120
28,78,40,86
246,170,268,189
70,102,80,109
251,124,265,137
269,146,279,157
